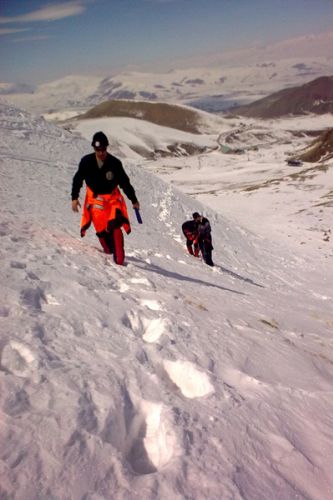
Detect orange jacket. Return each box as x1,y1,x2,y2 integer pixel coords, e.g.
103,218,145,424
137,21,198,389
80,186,131,237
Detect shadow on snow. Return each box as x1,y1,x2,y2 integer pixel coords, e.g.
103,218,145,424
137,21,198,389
216,265,265,288
127,256,245,295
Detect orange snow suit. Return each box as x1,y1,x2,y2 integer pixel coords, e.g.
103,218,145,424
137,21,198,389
80,186,131,264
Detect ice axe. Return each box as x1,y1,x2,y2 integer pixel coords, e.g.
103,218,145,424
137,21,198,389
134,207,142,224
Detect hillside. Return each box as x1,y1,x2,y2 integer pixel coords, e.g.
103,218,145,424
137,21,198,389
1,102,333,499
76,100,221,134
299,127,333,163
65,100,227,160
229,75,333,118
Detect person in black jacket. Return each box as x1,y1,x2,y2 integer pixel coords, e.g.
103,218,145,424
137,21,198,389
71,131,140,265
192,212,214,266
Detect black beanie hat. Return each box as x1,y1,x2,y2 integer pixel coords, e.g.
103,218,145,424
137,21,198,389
192,212,200,219
91,131,109,148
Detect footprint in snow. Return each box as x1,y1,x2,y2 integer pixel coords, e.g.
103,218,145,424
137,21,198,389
163,360,214,399
222,368,269,399
117,276,154,294
118,280,130,293
142,317,169,343
130,276,155,289
122,310,169,343
1,341,39,381
101,391,179,475
20,286,45,310
44,293,61,305
10,261,27,269
140,299,161,311
126,399,178,474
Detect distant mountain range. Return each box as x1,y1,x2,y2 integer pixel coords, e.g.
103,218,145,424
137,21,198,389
229,76,333,118
2,57,333,116
2,56,332,163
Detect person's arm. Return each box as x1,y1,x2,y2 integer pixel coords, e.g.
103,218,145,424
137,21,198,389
71,159,85,210
203,220,211,232
193,231,199,245
72,199,81,212
117,161,139,207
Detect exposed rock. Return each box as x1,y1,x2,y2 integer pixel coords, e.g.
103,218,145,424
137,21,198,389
299,128,333,162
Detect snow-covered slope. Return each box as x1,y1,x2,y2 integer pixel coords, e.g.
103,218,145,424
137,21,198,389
2,74,102,116
76,116,219,160
1,102,333,499
71,111,333,258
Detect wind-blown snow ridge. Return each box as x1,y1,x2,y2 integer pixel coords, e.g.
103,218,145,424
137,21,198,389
1,102,333,499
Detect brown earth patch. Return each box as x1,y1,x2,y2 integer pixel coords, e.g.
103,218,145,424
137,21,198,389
229,75,333,119
299,128,333,163
77,100,206,134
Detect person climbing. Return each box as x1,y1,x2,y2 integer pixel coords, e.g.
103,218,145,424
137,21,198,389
192,212,214,266
71,131,140,265
182,216,200,257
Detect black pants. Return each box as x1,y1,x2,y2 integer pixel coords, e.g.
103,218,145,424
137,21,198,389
199,238,214,266
97,229,114,254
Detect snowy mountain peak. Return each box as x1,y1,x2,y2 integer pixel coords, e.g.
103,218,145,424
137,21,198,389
3,56,333,116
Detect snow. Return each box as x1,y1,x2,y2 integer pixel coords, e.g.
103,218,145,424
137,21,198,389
1,100,333,500
73,115,220,160
73,111,333,259
3,56,333,117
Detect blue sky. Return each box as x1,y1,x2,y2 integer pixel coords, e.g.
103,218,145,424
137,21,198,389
0,0,332,84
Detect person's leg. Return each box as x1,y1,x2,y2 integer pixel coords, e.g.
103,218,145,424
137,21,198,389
199,238,205,259
91,207,114,254
203,240,214,266
113,228,125,265
96,230,114,254
108,209,125,265
186,239,194,255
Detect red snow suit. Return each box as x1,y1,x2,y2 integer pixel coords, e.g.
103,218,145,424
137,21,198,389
80,186,131,265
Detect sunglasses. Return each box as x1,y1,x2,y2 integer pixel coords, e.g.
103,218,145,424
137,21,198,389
94,147,107,152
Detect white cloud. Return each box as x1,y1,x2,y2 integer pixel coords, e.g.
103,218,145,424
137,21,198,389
13,35,51,43
0,28,30,35
168,29,333,68
144,0,181,3
0,1,86,24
